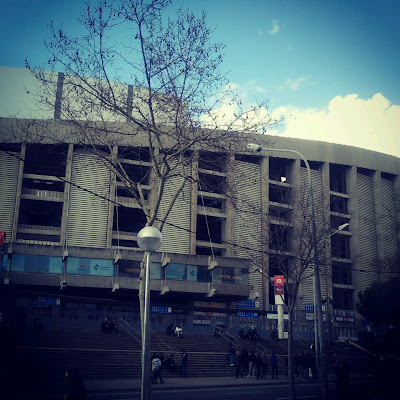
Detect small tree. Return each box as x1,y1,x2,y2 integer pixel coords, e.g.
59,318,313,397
13,1,278,398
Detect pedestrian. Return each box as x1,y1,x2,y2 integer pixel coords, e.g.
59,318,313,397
234,351,243,379
256,352,263,380
179,349,188,377
164,354,177,372
334,359,349,400
228,342,236,365
151,353,164,384
270,352,278,379
64,368,86,400
175,325,183,338
241,348,249,375
248,351,256,377
293,353,300,377
166,323,174,336
261,350,269,378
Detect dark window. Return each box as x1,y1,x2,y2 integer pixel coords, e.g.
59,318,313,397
113,207,146,234
269,184,291,205
118,146,151,162
332,288,353,310
196,215,222,243
332,262,352,285
196,247,223,256
198,152,226,172
269,223,290,251
116,162,151,185
24,144,68,176
198,173,226,195
18,199,63,227
331,235,350,259
269,158,292,183
269,205,291,222
330,195,348,214
330,164,347,193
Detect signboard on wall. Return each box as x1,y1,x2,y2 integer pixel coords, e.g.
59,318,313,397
237,311,258,318
67,257,113,276
232,300,260,310
274,275,285,305
151,306,172,314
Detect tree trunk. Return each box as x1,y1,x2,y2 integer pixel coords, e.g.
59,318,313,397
288,309,296,400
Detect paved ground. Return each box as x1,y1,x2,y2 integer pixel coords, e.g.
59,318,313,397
47,372,369,395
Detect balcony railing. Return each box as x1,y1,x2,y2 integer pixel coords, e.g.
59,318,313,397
21,187,64,199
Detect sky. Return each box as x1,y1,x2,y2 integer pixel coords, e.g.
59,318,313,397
0,0,399,157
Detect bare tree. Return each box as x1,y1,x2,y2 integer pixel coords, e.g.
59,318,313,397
8,0,279,397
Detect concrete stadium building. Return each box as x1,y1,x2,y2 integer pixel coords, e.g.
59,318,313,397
1,67,399,341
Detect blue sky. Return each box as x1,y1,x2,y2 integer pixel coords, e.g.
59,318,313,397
1,0,399,156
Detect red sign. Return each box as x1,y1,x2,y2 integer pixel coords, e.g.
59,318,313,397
274,275,284,287
274,275,285,295
0,232,6,245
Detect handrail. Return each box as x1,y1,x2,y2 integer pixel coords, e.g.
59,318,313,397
155,337,175,354
213,325,238,346
119,318,142,345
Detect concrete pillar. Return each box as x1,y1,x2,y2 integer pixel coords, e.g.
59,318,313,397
346,166,359,306
260,156,269,311
372,171,384,278
189,153,199,255
60,144,73,247
223,154,235,257
106,145,118,249
10,144,25,245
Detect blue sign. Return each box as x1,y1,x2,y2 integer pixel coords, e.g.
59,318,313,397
237,311,258,318
233,300,260,310
151,306,172,314
304,304,314,312
67,257,114,276
37,296,60,306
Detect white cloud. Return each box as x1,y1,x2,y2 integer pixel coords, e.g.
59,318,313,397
284,75,313,91
201,90,400,158
270,93,400,158
268,20,281,35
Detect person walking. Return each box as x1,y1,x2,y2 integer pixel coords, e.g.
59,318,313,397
270,352,278,379
234,351,243,379
248,351,256,377
179,349,188,377
261,350,269,378
64,368,86,400
151,354,164,384
256,352,263,380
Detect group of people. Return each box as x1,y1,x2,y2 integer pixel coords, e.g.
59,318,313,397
291,350,316,379
166,323,183,338
232,348,279,380
151,349,189,384
101,317,118,334
238,327,260,340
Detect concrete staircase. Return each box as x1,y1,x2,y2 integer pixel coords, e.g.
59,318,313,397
15,326,234,381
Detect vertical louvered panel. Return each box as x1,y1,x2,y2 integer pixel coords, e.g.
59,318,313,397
158,162,191,254
299,167,326,304
66,153,110,248
0,151,19,239
381,178,398,259
357,174,378,290
232,160,263,304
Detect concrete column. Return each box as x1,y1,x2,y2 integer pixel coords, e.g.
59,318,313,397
394,175,400,255
189,152,199,255
10,144,25,245
106,145,118,249
346,166,359,307
223,154,235,257
260,156,269,311
372,171,384,277
60,144,73,247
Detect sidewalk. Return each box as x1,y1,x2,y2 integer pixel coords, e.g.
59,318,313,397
46,372,369,395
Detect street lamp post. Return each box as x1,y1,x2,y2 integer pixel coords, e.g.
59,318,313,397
137,226,162,400
247,143,328,400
